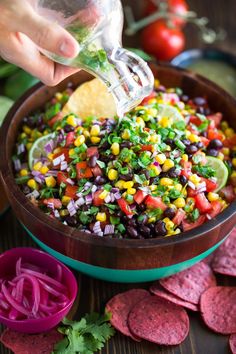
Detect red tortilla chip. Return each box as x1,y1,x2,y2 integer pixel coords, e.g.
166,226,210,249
0,328,63,354
105,288,150,340
230,334,236,354
160,262,216,305
150,283,198,311
200,286,236,335
128,295,189,345
212,229,236,277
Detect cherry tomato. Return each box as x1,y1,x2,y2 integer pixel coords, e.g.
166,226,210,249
195,193,212,213
117,198,134,216
172,208,186,225
76,161,93,179
141,20,185,61
93,190,105,206
87,147,99,158
144,0,189,28
201,177,217,193
145,195,167,210
182,215,205,231
134,190,148,204
43,198,62,209
65,132,75,147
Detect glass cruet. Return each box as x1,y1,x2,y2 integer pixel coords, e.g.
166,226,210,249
36,0,154,116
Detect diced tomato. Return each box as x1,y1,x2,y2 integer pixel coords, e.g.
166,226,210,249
195,193,212,213
207,112,222,128
65,185,78,199
145,195,167,210
189,115,202,126
180,160,192,178
43,198,62,209
57,171,69,185
117,198,134,216
182,215,205,231
65,132,75,147
208,129,224,141
87,147,99,158
141,91,156,105
200,137,210,148
201,177,217,192
172,208,186,225
207,201,222,218
76,161,93,179
141,145,153,152
91,165,102,177
223,134,236,148
187,187,197,197
220,185,236,203
93,190,104,206
134,190,148,204
47,112,64,127
53,148,71,164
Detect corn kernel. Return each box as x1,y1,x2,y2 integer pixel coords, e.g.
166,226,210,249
182,154,188,162
225,128,235,138
108,169,118,181
221,121,229,131
159,116,170,128
96,212,107,222
20,132,27,139
45,176,57,188
90,125,100,136
175,183,182,192
69,149,75,157
55,92,63,101
66,115,77,127
111,142,120,155
33,161,43,171
53,147,62,154
150,165,161,176
26,143,32,150
163,218,174,231
222,147,230,156
122,191,127,199
147,108,158,117
91,136,101,144
156,154,166,165
162,159,175,172
23,125,32,135
47,153,54,161
123,181,134,189
150,134,160,143
99,190,109,199
136,117,145,128
19,169,28,177
60,209,69,217
27,179,38,190
62,196,71,206
217,152,224,161
167,228,181,236
115,180,125,189
189,174,201,185
189,133,200,143
127,188,136,195
40,166,49,174
149,185,157,191
208,192,219,202
74,135,85,147
148,217,156,223
122,129,131,140
232,158,236,168
83,130,90,138
160,178,173,186
174,197,186,208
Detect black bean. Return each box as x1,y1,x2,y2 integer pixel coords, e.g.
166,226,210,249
195,141,204,149
37,124,47,133
140,225,151,238
127,226,138,238
65,216,77,227
120,141,132,148
207,148,218,157
64,124,75,133
193,97,206,106
96,177,107,185
168,167,179,178
22,185,31,194
179,175,188,185
137,204,146,212
165,138,175,148
88,156,97,168
154,220,167,236
186,144,198,155
36,115,44,127
128,219,136,227
101,141,110,149
120,173,133,181
181,95,189,103
208,139,223,150
182,139,191,146
163,208,176,219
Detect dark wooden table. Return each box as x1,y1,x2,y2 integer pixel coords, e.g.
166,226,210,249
1,0,236,353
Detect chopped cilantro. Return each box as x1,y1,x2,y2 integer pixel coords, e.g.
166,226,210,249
110,216,120,225
189,208,200,222
117,224,126,233
45,103,61,121
40,187,58,199
147,208,163,219
169,189,181,199
79,212,91,225
193,164,216,178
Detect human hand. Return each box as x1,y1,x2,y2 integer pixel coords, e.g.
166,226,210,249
0,0,80,86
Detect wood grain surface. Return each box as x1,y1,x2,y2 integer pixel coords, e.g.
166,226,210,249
1,0,236,353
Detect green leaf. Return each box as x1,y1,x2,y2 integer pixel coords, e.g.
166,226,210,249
45,103,61,121
193,164,216,178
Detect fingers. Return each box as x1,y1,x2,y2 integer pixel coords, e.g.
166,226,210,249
0,0,79,58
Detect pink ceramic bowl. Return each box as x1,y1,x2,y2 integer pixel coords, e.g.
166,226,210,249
0,247,78,333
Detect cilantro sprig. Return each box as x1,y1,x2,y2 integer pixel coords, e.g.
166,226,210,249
193,164,216,178
53,313,115,354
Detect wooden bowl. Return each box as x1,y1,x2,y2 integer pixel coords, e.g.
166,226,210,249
1,64,236,283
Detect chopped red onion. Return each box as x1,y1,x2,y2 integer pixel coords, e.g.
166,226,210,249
53,154,65,166
111,187,119,193
67,200,77,216
188,181,196,190
97,232,104,237
84,182,92,190
45,170,58,177
85,194,93,204
114,192,121,199
197,182,206,190
91,185,97,193
110,193,115,203
54,210,60,218
26,190,40,199
104,194,111,203
75,197,85,207
47,202,55,210
60,161,68,171
76,192,83,198
95,176,102,183
66,178,75,185
196,187,206,194
17,143,25,155
44,140,54,154
104,224,115,235
13,159,21,171
93,221,102,234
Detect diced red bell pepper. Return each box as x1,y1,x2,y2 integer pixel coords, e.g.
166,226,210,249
43,198,62,209
207,200,222,218
189,115,202,126
141,145,153,152
207,112,222,128
194,193,212,213
220,185,236,203
145,195,167,210
93,190,105,206
76,161,93,179
182,215,205,231
201,177,217,192
57,171,69,185
134,190,148,204
172,209,186,226
87,147,99,158
65,185,78,199
65,132,75,147
117,198,134,216
91,165,102,177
